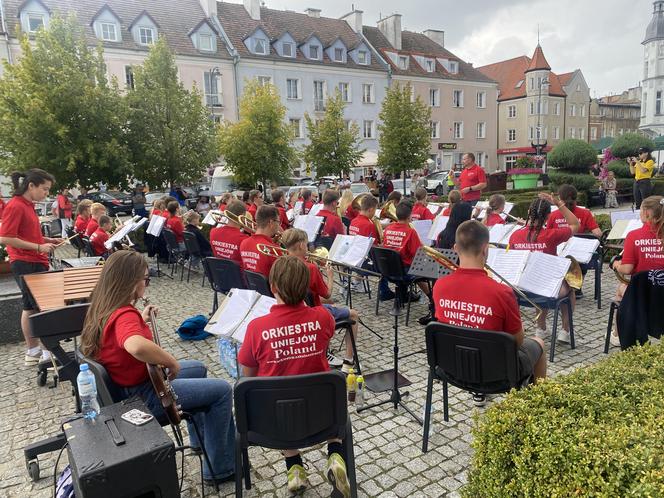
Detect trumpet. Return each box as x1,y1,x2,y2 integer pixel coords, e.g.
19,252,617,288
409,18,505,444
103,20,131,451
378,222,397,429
222,210,256,234
255,244,350,276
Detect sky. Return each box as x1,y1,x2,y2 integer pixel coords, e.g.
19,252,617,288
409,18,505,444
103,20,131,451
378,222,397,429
247,0,653,97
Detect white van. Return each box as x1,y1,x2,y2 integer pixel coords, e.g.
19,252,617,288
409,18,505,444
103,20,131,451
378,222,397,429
210,167,234,195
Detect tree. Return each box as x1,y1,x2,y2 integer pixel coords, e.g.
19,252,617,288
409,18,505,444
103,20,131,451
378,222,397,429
126,38,218,189
303,91,365,178
377,83,431,192
218,79,297,188
610,133,655,159
547,139,598,172
0,15,130,188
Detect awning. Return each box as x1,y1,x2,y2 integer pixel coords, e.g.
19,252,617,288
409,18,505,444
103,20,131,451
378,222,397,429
356,150,378,167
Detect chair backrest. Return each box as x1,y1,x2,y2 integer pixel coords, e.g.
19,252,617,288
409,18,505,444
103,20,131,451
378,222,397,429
245,270,273,297
81,237,95,257
78,354,125,407
203,257,246,294
161,229,179,252
70,231,85,251
183,230,202,257
424,322,521,393
371,246,406,281
234,371,347,449
341,216,351,231
314,235,334,251
30,303,89,342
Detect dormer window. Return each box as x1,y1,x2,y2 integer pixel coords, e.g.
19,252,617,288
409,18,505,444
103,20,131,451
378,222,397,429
398,56,408,70
448,61,458,74
27,13,45,32
283,42,294,57
139,26,155,45
199,34,213,51
254,38,267,54
358,50,368,65
425,59,435,72
515,79,524,88
334,48,344,62
309,45,319,59
100,22,118,42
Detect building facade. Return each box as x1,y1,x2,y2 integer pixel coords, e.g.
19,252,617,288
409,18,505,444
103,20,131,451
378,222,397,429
478,45,590,171
590,87,642,143
640,0,664,137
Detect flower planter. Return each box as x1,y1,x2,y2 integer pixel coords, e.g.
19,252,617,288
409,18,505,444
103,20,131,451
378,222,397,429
510,173,540,189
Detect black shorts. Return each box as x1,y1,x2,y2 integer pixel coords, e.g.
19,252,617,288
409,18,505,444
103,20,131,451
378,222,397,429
11,261,49,311
518,337,543,381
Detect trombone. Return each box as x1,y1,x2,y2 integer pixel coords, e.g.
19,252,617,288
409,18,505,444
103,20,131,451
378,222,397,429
255,244,351,277
222,210,256,234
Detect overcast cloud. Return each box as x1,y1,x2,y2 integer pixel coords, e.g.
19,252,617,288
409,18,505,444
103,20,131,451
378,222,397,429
253,0,651,96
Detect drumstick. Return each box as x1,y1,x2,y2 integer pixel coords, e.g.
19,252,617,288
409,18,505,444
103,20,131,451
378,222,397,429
56,232,79,247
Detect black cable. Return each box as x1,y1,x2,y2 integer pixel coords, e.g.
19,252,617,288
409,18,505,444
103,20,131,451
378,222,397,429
52,442,69,498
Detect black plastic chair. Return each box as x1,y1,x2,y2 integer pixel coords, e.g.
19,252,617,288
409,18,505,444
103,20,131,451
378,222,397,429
66,226,84,258
81,237,95,257
421,322,533,452
203,257,247,313
183,231,204,285
161,229,185,279
77,354,125,407
233,371,358,497
244,270,273,298
604,299,621,353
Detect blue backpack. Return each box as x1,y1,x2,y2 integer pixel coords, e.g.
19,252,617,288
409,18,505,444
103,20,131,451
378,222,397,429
176,315,212,341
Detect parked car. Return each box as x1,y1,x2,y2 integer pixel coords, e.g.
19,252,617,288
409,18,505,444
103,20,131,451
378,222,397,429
350,182,370,198
425,170,461,196
83,191,133,216
145,191,169,209
391,178,412,196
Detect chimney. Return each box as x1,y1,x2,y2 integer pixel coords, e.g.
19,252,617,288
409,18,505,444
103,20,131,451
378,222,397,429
244,0,260,20
377,14,402,50
423,29,445,48
305,8,321,18
341,9,363,34
199,0,217,17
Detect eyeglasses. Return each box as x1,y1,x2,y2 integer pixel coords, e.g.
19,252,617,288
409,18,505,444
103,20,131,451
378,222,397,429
143,276,151,286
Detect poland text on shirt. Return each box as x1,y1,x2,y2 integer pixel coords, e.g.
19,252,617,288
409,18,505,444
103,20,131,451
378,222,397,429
438,299,494,328
241,251,259,268
263,320,324,363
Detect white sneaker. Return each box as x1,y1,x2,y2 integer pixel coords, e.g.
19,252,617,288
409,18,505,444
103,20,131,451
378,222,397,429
557,330,570,343
24,350,42,366
610,331,621,347
40,350,52,362
535,328,550,339
326,351,343,368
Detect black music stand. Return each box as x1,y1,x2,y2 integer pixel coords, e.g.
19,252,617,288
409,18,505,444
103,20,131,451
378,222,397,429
343,265,382,340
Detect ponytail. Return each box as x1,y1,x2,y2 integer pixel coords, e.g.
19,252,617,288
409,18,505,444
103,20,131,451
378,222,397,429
641,196,664,248
11,169,55,196
526,198,551,243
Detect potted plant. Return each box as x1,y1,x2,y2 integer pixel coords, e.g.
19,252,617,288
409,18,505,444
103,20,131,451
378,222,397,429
0,244,9,274
508,156,542,189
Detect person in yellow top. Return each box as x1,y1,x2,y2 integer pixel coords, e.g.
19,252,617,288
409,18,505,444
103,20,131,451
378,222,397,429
628,146,655,208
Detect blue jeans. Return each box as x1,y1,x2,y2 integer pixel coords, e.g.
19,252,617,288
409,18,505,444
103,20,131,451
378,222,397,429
124,360,235,480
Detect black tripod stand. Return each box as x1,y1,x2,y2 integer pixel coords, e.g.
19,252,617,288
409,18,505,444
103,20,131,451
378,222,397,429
343,267,383,340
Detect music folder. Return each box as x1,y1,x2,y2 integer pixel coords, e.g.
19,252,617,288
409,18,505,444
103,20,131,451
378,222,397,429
293,215,324,243
557,237,600,264
202,209,224,226
412,219,433,246
146,215,167,237
328,234,373,268
427,215,449,242
205,288,276,343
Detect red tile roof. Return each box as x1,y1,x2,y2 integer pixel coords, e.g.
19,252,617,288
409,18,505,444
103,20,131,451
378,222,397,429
557,71,574,86
526,44,551,71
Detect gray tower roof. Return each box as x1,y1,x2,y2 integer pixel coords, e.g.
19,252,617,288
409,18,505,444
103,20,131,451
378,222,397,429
644,1,664,44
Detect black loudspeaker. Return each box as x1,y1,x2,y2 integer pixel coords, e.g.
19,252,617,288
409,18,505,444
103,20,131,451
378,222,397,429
64,398,179,498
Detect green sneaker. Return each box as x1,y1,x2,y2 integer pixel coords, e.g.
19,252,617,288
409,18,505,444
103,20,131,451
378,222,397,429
326,453,351,498
287,463,307,494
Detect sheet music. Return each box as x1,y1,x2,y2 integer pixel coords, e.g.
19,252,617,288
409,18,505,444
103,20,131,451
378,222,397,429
206,289,260,337
518,252,571,298
232,295,276,343
412,219,434,246
329,234,373,267
427,215,449,241
607,219,643,240
294,201,303,215
308,203,324,217
202,210,224,226
489,223,520,245
487,248,530,287
427,203,446,215
146,215,167,236
286,208,295,222
293,215,324,243
610,209,639,226
130,217,148,232
557,237,600,264
104,222,134,249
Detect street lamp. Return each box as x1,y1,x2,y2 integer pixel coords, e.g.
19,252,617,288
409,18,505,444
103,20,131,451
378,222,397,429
532,76,549,173
207,66,221,118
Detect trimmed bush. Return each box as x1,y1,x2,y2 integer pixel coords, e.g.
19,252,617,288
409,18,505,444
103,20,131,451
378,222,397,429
616,178,634,192
548,171,597,192
653,178,664,196
547,139,597,172
611,133,656,159
606,159,631,178
464,343,664,497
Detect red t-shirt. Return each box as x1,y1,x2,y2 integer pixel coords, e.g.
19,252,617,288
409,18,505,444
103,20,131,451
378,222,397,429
486,213,505,227
303,200,314,215
349,214,379,245
57,194,72,219
382,222,422,266
74,215,90,234
509,226,572,255
85,218,99,237
240,233,278,277
276,205,290,230
622,222,664,274
344,205,359,220
209,225,249,263
433,268,522,334
305,260,329,306
411,203,435,221
318,209,345,239
548,206,598,234
247,203,259,220
238,303,335,377
459,164,487,201
151,209,163,218
166,216,184,243
0,198,5,219
0,196,47,264
441,206,451,217
89,228,109,256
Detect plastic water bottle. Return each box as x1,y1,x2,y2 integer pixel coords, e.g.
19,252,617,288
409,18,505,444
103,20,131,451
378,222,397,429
77,363,100,420
355,375,365,409
346,368,356,404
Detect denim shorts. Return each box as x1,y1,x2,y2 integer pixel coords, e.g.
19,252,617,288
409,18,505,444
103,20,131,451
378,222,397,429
323,304,351,321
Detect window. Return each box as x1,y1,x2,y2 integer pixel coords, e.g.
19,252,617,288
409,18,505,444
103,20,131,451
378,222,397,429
476,152,485,167
430,121,440,139
398,56,408,70
554,102,560,115
453,90,464,107
286,78,300,100
124,66,135,90
570,104,576,117
363,120,374,139
426,59,435,72
344,119,352,131
619,128,624,135
204,71,221,106
657,91,662,115
554,127,560,139
362,83,374,104
448,61,458,74
581,104,586,117
100,22,117,42
282,42,294,57
334,48,344,62
338,82,351,102
515,79,524,88
257,76,271,86
569,127,576,138
642,92,648,117
476,122,486,139
27,13,45,32
358,50,368,65
529,101,535,115
409,86,416,103
528,126,534,140
429,88,439,107
507,105,517,118
453,122,463,139
591,127,597,141
529,77,534,90
505,155,518,170
309,45,319,59
199,33,213,51
476,91,486,108
139,27,155,45
254,38,267,54
579,128,585,139
289,118,303,138
314,80,326,111
507,129,516,142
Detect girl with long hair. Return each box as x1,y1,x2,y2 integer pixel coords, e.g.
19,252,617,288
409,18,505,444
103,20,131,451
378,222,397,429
548,184,601,236
80,250,235,484
437,202,473,249
339,188,356,220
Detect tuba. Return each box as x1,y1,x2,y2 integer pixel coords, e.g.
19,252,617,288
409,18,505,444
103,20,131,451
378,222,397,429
379,201,398,223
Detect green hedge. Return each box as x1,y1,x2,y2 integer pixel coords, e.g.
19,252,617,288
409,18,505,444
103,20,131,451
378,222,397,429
611,133,656,158
653,178,664,196
547,139,597,172
606,159,631,179
464,343,664,497
548,171,597,192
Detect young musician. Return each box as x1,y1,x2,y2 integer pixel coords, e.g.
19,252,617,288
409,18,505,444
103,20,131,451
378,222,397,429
433,220,547,404
239,205,281,277
281,229,360,372
246,189,263,220
149,199,166,219
301,189,314,215
339,189,357,220
483,194,507,227
242,190,251,210
80,251,235,484
270,189,291,230
85,203,107,237
509,193,580,342
411,188,436,221
74,199,93,234
218,192,234,213
437,202,473,250
54,188,72,221
441,190,461,217
89,215,112,257
238,256,351,497
318,190,346,239
183,210,213,259
210,200,249,263
548,185,601,236
0,169,63,365
165,201,185,248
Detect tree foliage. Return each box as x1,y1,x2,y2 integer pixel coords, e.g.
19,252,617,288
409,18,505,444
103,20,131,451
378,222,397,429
610,133,656,159
377,83,431,186
547,139,598,172
303,91,365,178
0,15,130,188
126,38,218,189
218,80,297,187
